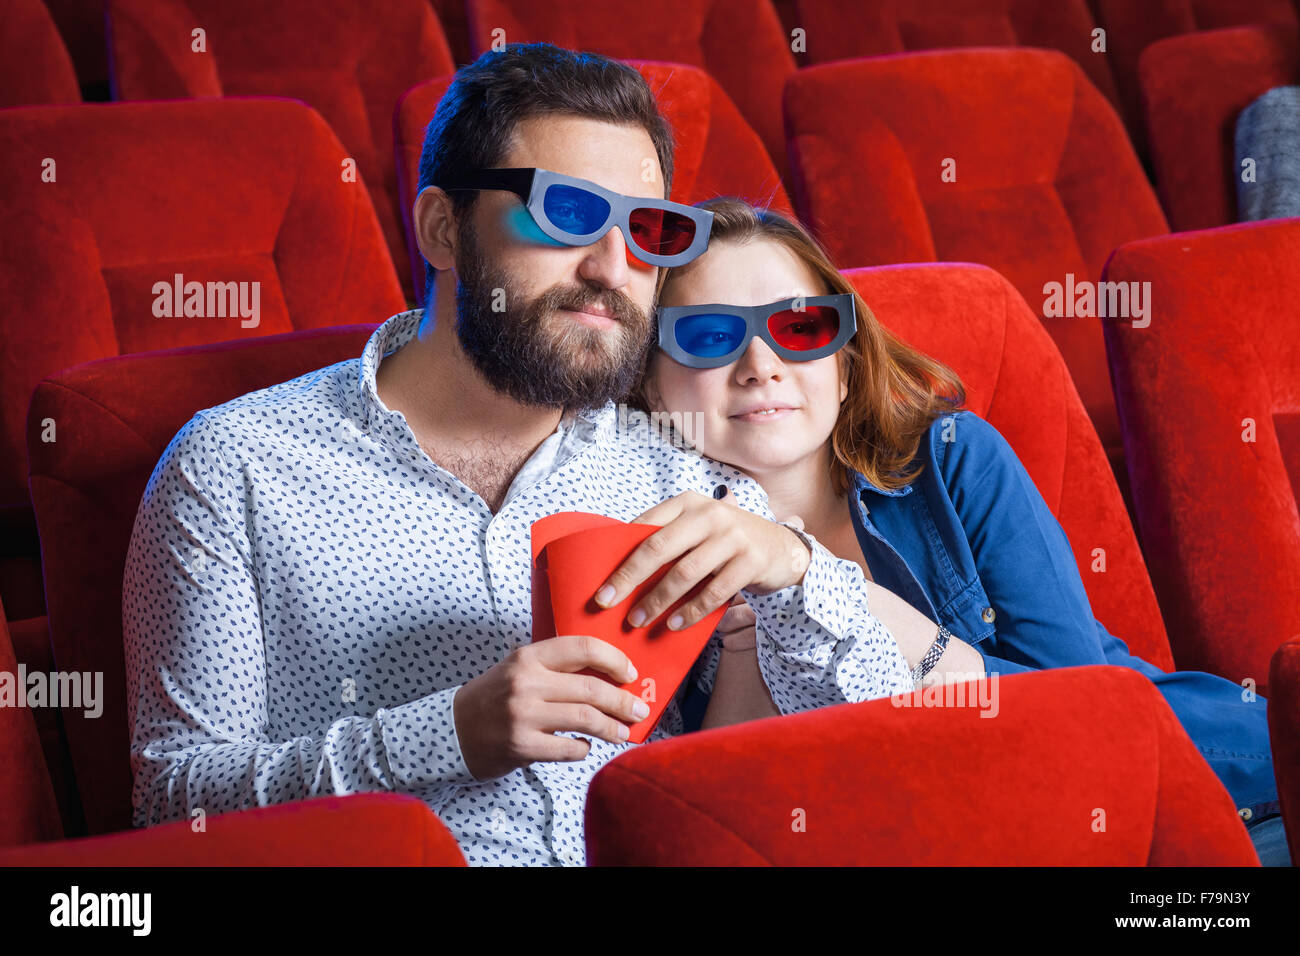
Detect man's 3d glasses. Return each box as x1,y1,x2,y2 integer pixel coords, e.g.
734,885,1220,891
656,293,857,369
436,167,714,268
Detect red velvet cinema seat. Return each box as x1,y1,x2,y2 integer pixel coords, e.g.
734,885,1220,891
105,0,456,299
0,99,403,676
586,666,1258,864
0,0,82,107
461,0,796,179
793,0,1121,111
1270,637,1300,864
843,263,1173,673
1139,25,1300,232
1091,0,1299,158
1102,218,1300,694
26,323,380,835
0,598,64,848
0,794,467,865
395,59,793,302
784,49,1169,511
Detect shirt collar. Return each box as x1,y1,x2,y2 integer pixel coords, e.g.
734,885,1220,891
851,466,913,498
357,308,618,445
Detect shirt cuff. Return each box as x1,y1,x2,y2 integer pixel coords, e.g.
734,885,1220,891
742,538,853,655
378,684,481,790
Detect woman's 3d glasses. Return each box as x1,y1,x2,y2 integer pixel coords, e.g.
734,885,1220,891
436,167,714,268
657,293,857,369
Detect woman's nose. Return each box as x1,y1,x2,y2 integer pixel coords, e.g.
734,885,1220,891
734,337,784,384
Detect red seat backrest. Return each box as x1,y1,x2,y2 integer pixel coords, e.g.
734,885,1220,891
785,48,1169,491
795,0,1121,110
26,324,379,834
0,0,81,107
463,0,796,179
1104,217,1300,690
1092,0,1300,157
106,0,456,299
395,59,793,302
1140,25,1300,231
0,99,405,512
845,262,1173,671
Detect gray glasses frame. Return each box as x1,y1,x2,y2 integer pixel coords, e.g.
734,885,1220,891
657,293,857,369
436,166,714,267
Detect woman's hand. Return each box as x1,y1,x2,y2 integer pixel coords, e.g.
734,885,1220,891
717,594,758,651
592,487,811,632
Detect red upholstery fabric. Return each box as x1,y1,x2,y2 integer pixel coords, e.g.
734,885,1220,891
1140,25,1300,231
785,49,1169,499
395,60,793,302
43,0,110,96
1103,218,1300,689
463,0,796,179
794,0,1121,109
846,263,1173,671
26,325,377,834
586,666,1258,864
0,0,81,107
0,98,404,514
1269,636,1300,865
0,601,64,847
106,0,455,299
1092,0,1299,157
4,614,84,837
430,0,473,66
0,793,467,865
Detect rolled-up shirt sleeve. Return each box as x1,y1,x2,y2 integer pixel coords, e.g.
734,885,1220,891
122,410,479,829
741,538,915,713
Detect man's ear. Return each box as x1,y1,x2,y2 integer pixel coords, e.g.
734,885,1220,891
413,186,459,272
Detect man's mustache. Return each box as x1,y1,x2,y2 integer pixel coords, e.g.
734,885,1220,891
543,285,648,327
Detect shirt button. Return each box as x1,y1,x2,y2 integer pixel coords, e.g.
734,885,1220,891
1239,807,1254,822
981,606,996,624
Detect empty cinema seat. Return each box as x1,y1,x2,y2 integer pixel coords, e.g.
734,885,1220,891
0,98,403,754
25,324,378,834
843,263,1172,671
462,0,796,179
0,0,81,107
586,666,1258,864
793,0,1121,110
395,59,793,301
0,793,468,865
784,49,1168,507
1092,0,1299,157
1140,25,1300,231
106,0,456,299
1103,218,1300,692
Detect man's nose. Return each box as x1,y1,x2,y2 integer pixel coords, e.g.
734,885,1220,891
577,226,633,290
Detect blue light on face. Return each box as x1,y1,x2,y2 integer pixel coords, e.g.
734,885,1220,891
675,313,747,358
542,184,610,236
503,203,566,247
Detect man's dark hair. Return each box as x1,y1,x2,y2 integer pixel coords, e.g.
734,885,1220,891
416,42,676,301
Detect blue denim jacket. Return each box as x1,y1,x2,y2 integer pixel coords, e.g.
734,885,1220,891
687,409,1278,819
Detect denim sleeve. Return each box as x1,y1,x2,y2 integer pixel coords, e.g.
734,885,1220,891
939,412,1112,672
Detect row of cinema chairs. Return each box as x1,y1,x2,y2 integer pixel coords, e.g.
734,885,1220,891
0,0,1298,863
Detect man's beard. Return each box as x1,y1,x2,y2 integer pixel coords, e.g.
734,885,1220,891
452,217,655,412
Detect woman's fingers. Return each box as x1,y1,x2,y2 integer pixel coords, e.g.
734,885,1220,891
717,600,757,633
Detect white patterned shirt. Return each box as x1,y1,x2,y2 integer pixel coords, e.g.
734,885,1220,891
122,309,914,866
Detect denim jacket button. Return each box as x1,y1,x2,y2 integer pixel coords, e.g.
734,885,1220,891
1239,807,1254,822
981,606,996,624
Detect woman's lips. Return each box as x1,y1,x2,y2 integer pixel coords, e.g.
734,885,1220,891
730,407,796,422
